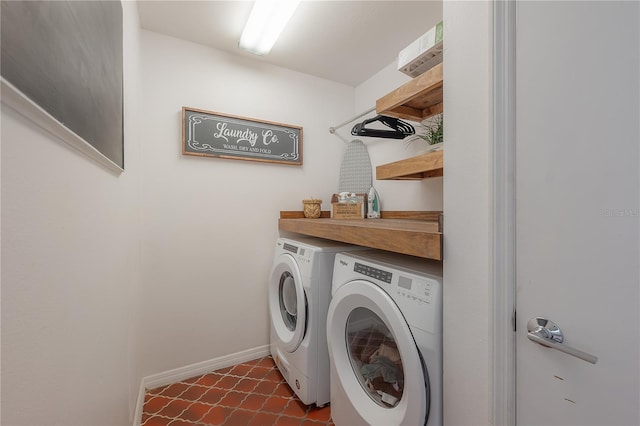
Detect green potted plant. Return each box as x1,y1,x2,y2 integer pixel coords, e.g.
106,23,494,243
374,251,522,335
404,113,443,153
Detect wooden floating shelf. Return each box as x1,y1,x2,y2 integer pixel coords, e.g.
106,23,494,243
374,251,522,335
296,64,446,259
375,63,444,181
376,62,443,122
278,211,443,260
376,150,443,180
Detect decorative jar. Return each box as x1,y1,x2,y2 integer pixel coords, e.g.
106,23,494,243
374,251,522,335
302,199,322,219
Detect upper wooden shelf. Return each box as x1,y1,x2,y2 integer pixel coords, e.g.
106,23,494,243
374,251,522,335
278,211,443,260
376,150,443,180
376,62,443,122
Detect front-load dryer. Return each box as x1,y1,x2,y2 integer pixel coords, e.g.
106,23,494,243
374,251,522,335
269,236,365,407
327,250,443,425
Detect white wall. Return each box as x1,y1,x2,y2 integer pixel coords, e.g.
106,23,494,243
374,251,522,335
136,30,355,378
0,2,141,425
442,1,492,424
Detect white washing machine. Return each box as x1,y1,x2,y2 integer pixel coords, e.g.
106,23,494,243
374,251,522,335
269,236,365,407
327,250,443,425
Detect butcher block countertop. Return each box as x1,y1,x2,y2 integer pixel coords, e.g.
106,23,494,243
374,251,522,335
278,211,443,260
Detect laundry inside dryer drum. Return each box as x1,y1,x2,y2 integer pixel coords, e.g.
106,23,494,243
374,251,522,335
346,307,404,408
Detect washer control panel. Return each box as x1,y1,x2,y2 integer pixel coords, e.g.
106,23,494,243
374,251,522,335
398,276,433,306
335,251,442,333
354,262,392,283
353,261,434,306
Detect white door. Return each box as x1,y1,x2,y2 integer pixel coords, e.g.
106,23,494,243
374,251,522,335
515,2,639,425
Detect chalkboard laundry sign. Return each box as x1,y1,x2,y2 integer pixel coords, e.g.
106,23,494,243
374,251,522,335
182,107,302,165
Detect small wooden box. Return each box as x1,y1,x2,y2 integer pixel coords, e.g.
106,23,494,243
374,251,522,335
331,193,366,219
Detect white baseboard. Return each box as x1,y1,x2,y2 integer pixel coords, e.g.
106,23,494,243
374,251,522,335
132,345,270,426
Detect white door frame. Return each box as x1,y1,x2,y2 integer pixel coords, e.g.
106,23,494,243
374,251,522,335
490,0,517,424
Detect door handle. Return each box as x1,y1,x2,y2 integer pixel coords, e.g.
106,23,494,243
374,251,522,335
526,317,598,364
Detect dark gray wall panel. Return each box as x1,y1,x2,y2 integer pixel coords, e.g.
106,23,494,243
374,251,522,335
1,1,124,168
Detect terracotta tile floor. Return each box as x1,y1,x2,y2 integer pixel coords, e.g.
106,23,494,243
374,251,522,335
141,356,334,426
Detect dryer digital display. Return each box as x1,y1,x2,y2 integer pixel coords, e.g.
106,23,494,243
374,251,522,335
283,243,299,253
398,276,412,290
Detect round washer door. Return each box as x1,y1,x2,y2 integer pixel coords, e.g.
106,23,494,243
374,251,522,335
327,280,429,425
269,253,307,352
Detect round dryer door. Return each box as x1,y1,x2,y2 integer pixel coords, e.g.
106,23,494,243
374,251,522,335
328,280,429,425
269,253,307,352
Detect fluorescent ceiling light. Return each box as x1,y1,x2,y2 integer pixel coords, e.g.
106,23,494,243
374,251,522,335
239,0,300,56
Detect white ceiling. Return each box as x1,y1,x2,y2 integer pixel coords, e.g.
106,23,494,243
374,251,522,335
136,1,443,87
